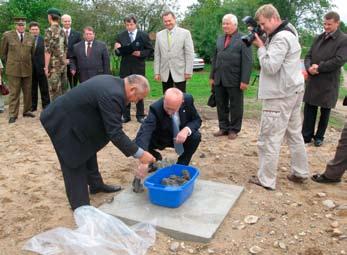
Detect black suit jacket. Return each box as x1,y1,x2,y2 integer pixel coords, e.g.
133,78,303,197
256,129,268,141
40,75,139,169
70,40,111,82
210,32,252,87
32,35,45,75
67,29,82,59
135,94,201,150
115,30,153,77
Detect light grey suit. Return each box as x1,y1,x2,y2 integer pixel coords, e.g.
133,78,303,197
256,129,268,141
154,26,194,83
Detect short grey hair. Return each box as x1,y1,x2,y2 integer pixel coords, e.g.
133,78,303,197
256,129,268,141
127,74,150,94
61,14,71,21
222,14,238,26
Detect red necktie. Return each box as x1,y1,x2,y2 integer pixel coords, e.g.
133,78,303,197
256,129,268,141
224,35,231,48
87,42,92,57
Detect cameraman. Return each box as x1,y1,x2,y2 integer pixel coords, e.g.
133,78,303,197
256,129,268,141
249,4,308,190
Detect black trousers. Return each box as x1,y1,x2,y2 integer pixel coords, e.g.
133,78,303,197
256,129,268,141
31,71,50,111
302,103,331,142
324,121,347,179
149,131,201,165
214,84,243,133
162,73,186,94
124,100,145,120
58,154,104,210
67,64,79,89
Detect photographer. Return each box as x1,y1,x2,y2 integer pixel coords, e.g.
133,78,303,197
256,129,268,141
248,4,308,190
311,96,347,184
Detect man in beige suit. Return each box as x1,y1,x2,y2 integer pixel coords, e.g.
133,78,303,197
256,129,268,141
154,11,194,94
1,17,35,123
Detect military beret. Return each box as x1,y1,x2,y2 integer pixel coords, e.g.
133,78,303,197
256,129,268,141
47,8,61,17
13,17,26,25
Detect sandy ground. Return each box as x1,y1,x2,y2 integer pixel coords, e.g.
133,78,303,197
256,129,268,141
0,103,346,255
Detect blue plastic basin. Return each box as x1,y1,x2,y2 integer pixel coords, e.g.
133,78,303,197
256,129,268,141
144,164,200,208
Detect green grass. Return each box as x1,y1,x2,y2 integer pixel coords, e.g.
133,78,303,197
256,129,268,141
344,63,347,71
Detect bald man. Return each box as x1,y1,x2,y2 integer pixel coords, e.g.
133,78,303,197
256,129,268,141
135,88,201,167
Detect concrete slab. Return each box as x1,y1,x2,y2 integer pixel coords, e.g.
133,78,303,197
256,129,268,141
99,180,243,242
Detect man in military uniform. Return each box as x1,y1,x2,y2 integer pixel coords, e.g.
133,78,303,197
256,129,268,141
0,17,35,123
44,8,67,101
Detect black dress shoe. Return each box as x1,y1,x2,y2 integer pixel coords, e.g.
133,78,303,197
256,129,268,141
136,117,145,123
0,109,4,113
23,112,35,118
8,117,17,123
314,139,323,147
311,174,341,183
121,117,131,123
31,108,37,112
89,183,122,194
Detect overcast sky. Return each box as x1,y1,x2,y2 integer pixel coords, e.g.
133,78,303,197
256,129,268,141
177,0,347,23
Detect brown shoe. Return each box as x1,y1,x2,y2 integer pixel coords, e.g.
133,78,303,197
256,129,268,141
213,130,228,137
228,131,237,140
287,174,308,183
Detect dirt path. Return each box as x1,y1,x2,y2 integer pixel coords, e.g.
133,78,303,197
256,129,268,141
0,105,346,255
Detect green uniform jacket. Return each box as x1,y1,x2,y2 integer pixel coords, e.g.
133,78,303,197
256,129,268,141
0,30,35,77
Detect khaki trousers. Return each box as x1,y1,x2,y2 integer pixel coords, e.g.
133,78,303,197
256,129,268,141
7,75,32,118
257,92,309,189
324,121,347,179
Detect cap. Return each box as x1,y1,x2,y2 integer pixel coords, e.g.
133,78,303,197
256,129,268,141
47,8,61,17
13,17,26,25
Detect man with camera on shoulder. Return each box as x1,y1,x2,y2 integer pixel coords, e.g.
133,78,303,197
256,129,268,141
248,4,309,190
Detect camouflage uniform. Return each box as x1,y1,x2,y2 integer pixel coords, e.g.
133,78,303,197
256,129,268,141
44,24,67,100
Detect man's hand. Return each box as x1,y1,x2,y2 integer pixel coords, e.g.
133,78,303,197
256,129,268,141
175,127,190,144
154,74,161,81
252,33,264,48
139,151,156,164
184,73,192,80
209,79,214,87
44,67,49,77
308,64,319,75
240,82,248,91
71,69,76,76
135,163,149,179
114,42,121,49
66,59,70,65
132,51,141,57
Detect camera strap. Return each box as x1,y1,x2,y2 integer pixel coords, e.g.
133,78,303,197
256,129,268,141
268,20,296,43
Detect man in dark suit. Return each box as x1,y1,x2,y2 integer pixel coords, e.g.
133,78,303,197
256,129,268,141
210,14,252,140
29,22,50,111
115,14,153,123
302,11,347,147
70,26,110,82
135,88,201,166
40,74,156,210
61,14,82,88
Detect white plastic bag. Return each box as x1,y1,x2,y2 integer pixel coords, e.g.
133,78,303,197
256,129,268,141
23,206,156,255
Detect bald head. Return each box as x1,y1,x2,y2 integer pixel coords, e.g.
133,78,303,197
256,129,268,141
61,14,72,29
163,88,184,115
124,74,150,103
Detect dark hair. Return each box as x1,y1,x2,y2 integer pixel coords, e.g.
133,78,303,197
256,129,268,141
83,26,94,33
161,11,175,19
124,14,137,24
50,14,60,21
29,21,40,29
324,11,340,22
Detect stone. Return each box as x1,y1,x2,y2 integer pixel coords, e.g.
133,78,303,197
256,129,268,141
279,242,286,250
332,229,343,237
249,246,262,254
316,192,327,198
208,248,215,254
188,248,194,254
322,200,336,209
244,215,259,224
170,241,180,252
339,235,347,240
331,221,339,228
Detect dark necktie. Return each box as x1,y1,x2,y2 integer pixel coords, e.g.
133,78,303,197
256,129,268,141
172,114,184,156
65,30,69,44
324,32,331,40
87,42,92,57
20,33,23,43
224,34,231,48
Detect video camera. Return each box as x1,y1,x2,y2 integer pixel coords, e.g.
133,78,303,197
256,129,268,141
241,16,264,47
